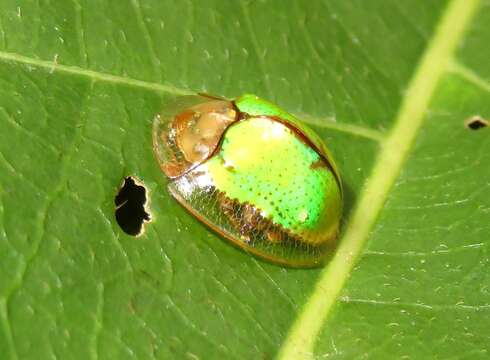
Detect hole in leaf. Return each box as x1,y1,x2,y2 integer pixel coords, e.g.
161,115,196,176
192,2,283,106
115,176,151,236
465,116,488,130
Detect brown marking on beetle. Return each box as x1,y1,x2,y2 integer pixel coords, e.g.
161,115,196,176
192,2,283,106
216,191,306,247
219,156,236,172
167,184,336,267
266,230,283,243
309,158,327,170
157,100,238,178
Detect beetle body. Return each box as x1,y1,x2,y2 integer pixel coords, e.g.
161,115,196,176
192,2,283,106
153,94,342,267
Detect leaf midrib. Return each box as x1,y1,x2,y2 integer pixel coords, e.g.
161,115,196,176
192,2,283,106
1,3,484,356
276,0,481,359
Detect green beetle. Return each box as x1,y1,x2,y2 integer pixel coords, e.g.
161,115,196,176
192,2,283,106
153,94,342,267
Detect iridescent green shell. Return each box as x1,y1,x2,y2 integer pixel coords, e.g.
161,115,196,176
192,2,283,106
153,94,343,267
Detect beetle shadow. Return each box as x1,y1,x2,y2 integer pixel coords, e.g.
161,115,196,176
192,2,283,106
341,181,357,225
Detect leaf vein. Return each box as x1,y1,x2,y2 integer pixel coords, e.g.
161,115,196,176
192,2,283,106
0,51,383,140
0,50,193,96
130,0,162,82
165,295,238,358
239,2,273,98
3,82,94,341
0,297,18,360
210,275,276,346
363,242,486,257
296,112,385,142
340,297,490,312
277,0,481,358
90,283,104,360
72,0,89,67
448,60,490,93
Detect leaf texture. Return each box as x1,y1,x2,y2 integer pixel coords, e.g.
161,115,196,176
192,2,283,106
0,1,488,359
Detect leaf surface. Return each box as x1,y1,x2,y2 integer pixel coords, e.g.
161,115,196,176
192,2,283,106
0,1,488,359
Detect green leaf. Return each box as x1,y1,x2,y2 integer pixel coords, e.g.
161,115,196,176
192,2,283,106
0,0,488,359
